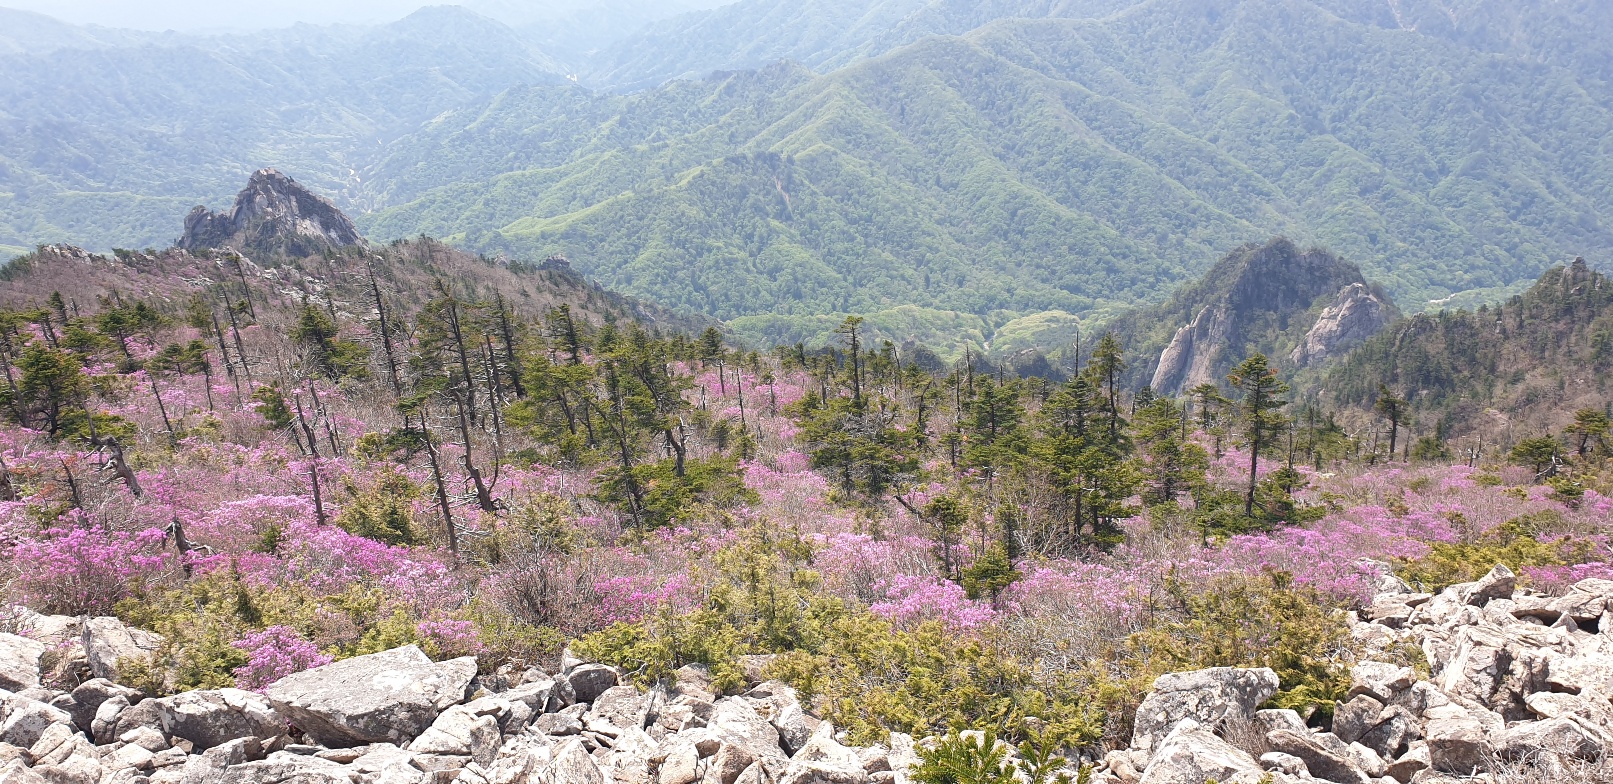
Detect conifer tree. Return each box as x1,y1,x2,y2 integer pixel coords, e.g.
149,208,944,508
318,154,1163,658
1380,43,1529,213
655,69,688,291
1135,395,1206,506
1374,385,1408,461
1228,354,1289,518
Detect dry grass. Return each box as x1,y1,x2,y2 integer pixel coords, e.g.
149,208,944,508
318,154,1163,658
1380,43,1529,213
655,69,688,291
1486,750,1613,784
1216,716,1274,760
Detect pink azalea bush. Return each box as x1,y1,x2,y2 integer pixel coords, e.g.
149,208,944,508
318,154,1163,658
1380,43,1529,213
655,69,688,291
868,574,996,630
231,626,332,690
11,524,170,615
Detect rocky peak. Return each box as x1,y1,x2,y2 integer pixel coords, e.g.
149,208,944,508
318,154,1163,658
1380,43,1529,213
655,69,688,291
1290,283,1394,367
1147,239,1393,394
180,169,363,258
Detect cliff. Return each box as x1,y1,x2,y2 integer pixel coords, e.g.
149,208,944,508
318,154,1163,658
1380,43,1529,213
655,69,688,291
180,169,364,258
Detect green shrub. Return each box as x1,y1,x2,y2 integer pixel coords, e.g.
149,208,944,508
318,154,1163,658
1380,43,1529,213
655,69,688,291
572,527,1100,746
335,469,422,546
1397,512,1594,592
912,731,1085,784
1121,571,1353,724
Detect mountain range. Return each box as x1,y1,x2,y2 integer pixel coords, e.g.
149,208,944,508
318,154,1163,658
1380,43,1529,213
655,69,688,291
4,0,1613,355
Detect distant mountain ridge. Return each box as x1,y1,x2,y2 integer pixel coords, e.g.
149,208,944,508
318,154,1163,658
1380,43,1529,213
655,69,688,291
5,0,1613,346
0,7,167,54
0,5,566,252
358,0,1613,325
577,0,1140,90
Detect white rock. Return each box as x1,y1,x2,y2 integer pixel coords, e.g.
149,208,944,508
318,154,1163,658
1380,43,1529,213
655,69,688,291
79,618,162,683
0,636,45,693
154,689,281,751
0,694,72,749
1130,667,1279,755
1137,720,1265,784
263,645,475,747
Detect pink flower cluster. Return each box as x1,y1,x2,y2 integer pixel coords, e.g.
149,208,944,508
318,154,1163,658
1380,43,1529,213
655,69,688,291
593,574,693,624
231,626,332,690
10,525,170,615
868,574,996,630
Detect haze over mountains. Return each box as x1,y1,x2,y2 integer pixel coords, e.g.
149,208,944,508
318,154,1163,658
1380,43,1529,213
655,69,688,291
3,0,1612,346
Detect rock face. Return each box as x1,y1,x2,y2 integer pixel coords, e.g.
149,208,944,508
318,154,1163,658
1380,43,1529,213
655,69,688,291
153,689,281,751
1144,239,1395,395
1149,304,1234,397
1078,564,1613,784
1130,667,1279,754
179,168,363,257
0,635,45,693
0,628,917,784
80,617,163,683
1289,283,1394,367
263,645,476,747
1137,720,1266,784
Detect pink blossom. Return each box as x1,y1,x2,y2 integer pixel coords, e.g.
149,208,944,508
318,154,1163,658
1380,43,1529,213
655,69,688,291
869,574,996,630
232,626,332,690
10,526,170,614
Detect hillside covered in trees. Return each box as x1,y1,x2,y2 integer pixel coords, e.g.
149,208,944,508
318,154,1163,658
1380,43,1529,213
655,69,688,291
1,161,1613,782
1325,257,1613,445
358,0,1613,323
5,0,1613,340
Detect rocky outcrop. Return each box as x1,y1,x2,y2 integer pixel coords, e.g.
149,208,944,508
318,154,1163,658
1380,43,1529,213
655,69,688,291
1290,283,1394,367
1130,667,1278,754
1084,565,1613,783
263,645,477,747
80,617,162,683
0,635,44,693
152,689,281,751
0,633,907,784
1149,304,1233,395
5,567,1610,784
1139,239,1395,395
179,169,363,257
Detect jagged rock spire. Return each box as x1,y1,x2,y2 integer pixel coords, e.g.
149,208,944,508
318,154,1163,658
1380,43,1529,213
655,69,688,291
180,168,363,257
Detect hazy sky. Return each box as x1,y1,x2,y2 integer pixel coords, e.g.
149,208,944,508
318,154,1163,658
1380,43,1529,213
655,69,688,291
2,0,718,31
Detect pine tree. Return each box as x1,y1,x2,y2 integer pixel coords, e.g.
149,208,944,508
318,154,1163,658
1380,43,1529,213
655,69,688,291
1373,385,1408,461
1228,354,1289,518
1134,395,1207,506
1567,408,1610,457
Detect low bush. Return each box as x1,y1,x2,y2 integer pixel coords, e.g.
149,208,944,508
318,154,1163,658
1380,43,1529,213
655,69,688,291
1397,512,1596,592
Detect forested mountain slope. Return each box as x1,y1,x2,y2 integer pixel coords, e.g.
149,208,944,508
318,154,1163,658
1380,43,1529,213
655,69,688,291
579,0,933,92
0,6,565,254
362,0,1613,324
6,0,1613,340
579,0,1137,90
1324,257,1613,441
1309,0,1613,102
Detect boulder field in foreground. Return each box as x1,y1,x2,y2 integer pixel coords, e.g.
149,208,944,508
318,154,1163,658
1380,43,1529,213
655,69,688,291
0,566,1609,784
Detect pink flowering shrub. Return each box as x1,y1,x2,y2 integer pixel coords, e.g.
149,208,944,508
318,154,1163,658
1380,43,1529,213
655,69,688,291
11,525,169,614
1525,560,1613,594
814,532,936,603
594,574,694,624
868,574,996,630
416,619,485,659
231,626,332,690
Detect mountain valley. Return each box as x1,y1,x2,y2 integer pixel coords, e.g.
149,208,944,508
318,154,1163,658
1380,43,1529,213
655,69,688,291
2,7,1613,775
